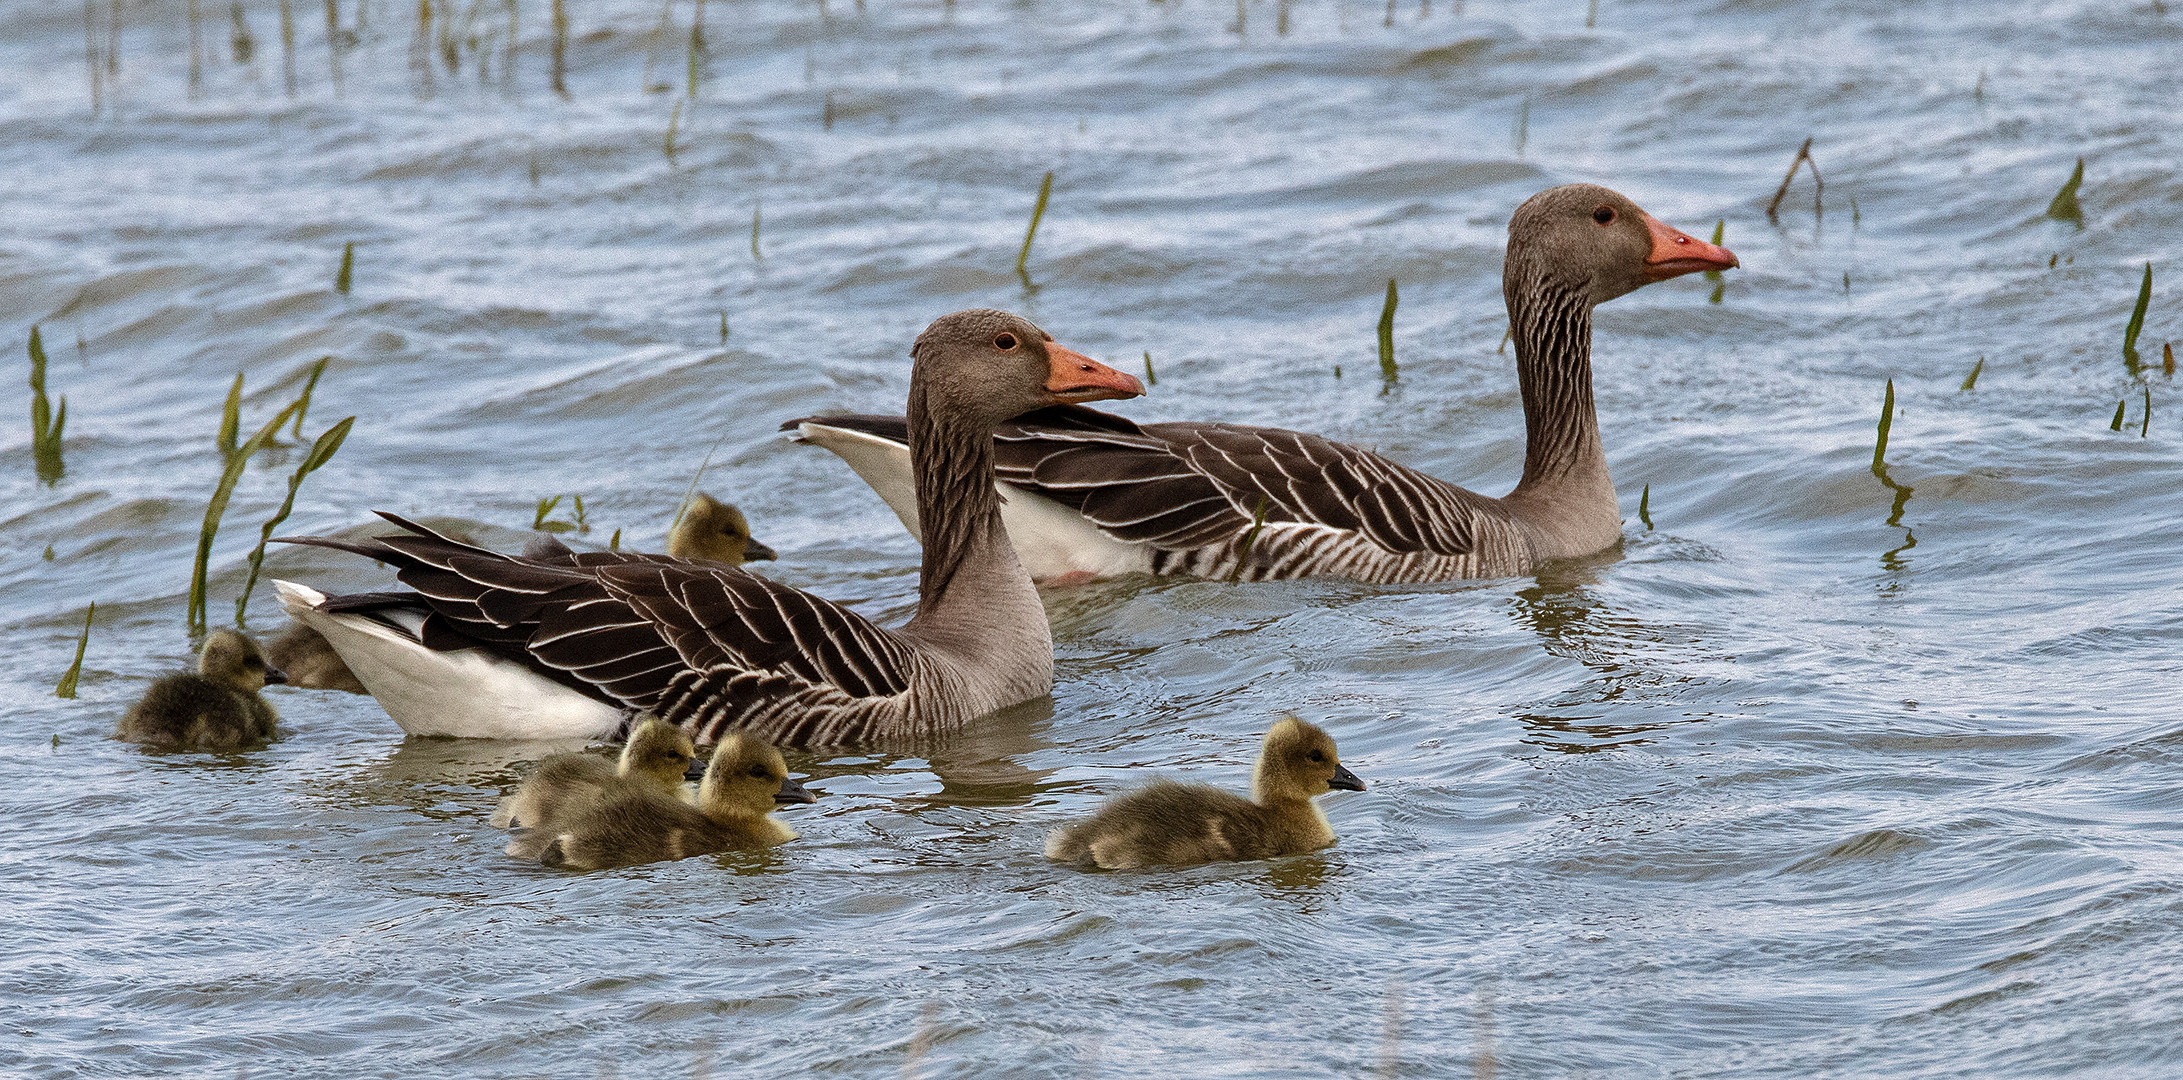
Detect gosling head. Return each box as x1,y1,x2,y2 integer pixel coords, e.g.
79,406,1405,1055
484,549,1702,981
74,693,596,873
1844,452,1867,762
1252,715,1364,804
198,629,285,694
669,492,777,564
697,733,815,819
618,718,698,787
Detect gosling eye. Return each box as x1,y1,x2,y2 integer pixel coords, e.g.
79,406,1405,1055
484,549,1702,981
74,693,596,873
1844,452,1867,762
1307,750,1327,764
993,332,1019,351
748,767,771,779
1592,205,1616,225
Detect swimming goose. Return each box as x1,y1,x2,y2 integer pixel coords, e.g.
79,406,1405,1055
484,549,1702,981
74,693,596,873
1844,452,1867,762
1045,716,1365,869
271,309,1144,743
789,184,1737,583
267,500,775,694
489,717,697,829
514,733,816,870
669,492,777,565
115,629,287,751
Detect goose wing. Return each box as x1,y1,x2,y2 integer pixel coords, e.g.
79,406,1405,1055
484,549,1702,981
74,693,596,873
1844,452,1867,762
279,513,914,709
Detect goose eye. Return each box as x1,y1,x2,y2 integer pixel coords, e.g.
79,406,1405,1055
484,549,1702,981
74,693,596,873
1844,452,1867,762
993,332,1018,351
1592,205,1616,225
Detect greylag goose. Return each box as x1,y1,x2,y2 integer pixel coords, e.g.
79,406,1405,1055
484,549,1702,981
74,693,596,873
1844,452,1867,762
268,498,774,694
270,309,1144,743
513,732,816,870
1045,716,1365,869
789,184,1737,583
669,492,777,565
489,717,697,829
115,629,287,751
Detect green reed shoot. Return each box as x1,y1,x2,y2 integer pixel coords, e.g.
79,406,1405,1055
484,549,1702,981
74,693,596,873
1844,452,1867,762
751,201,763,260
56,603,95,699
2166,342,2175,377
1960,356,1983,391
279,0,298,95
289,355,330,438
235,414,354,624
28,326,67,482
2046,158,2084,224
84,0,102,116
190,380,305,635
688,0,706,97
231,3,256,63
1227,496,1271,583
2110,399,2125,431
1377,279,1399,384
1497,326,1510,354
2122,262,2152,374
720,311,730,343
2141,385,2151,438
670,436,727,532
1016,172,1054,285
1333,364,1341,379
609,527,622,551
665,99,683,163
1638,484,1652,530
1143,351,1157,386
323,0,343,94
534,494,571,532
335,242,354,294
1872,378,1895,472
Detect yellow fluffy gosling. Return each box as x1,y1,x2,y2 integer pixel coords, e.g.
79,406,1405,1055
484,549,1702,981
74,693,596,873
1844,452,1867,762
667,492,777,565
519,733,815,871
114,629,286,751
1045,716,1365,869
491,718,697,830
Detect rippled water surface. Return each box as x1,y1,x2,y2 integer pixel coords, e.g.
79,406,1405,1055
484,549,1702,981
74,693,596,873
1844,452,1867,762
4,0,2181,1075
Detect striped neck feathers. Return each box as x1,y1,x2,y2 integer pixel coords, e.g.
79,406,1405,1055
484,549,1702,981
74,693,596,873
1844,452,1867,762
905,377,1007,610
1503,265,1605,498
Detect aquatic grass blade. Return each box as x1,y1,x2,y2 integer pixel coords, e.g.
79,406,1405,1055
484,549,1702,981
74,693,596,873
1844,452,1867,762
2122,262,2152,374
335,241,354,294
1377,278,1399,384
2110,399,2125,431
1872,378,1894,472
1226,496,1271,583
190,390,305,634
56,603,94,699
234,415,354,624
1637,484,1652,530
1015,171,1054,286
2141,386,2151,437
533,495,563,530
669,437,726,532
1143,351,1156,387
216,372,244,457
1703,221,1726,282
290,356,329,439
29,326,66,481
751,201,762,260
2046,157,2084,224
1960,357,1983,391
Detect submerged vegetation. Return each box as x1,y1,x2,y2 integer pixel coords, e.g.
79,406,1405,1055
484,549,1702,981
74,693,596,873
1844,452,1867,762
1377,278,1398,385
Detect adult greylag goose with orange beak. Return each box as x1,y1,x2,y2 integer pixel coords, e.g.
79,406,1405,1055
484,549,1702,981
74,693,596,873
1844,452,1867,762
788,184,1737,584
269,310,1143,744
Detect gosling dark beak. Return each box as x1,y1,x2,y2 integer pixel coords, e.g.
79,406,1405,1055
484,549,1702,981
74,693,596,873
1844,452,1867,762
1327,763,1365,792
775,776,818,805
742,537,778,563
263,667,289,686
683,757,708,782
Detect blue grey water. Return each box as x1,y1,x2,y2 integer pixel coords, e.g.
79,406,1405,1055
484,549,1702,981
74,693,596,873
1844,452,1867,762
1,0,2178,1075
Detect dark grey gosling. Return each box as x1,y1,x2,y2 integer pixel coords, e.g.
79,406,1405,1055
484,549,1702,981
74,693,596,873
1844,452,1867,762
115,629,286,751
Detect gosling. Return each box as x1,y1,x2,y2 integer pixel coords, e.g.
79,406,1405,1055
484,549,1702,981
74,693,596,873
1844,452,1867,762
668,492,777,565
265,620,368,693
520,733,816,871
114,629,287,751
1045,716,1366,869
491,718,697,830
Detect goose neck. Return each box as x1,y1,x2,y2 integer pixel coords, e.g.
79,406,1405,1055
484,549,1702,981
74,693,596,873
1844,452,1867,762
1504,272,1608,502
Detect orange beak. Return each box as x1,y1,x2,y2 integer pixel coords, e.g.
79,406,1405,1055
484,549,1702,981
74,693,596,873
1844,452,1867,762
1044,342,1146,403
1642,213,1739,282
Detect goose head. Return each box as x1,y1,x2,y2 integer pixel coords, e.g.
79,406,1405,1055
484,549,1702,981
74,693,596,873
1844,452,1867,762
911,309,1144,428
199,629,285,693
1507,184,1739,307
669,492,777,564
1253,715,1365,803
697,733,816,819
619,718,699,788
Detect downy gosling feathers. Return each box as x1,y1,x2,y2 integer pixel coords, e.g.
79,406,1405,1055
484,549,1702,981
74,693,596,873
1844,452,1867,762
115,629,287,751
490,717,697,830
515,733,815,870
